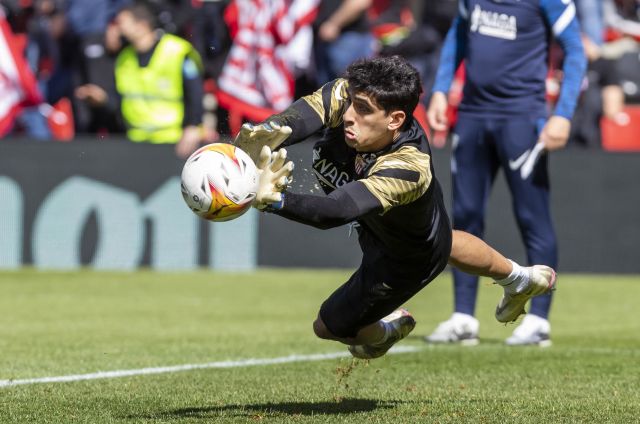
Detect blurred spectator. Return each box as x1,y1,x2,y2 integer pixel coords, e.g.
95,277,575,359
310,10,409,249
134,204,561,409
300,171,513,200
76,1,204,157
146,0,195,36
569,0,607,147
413,0,458,97
19,0,60,79
217,0,318,114
2,0,96,138
0,3,60,140
191,0,231,79
601,0,640,104
375,0,457,100
67,0,130,134
0,4,45,138
40,0,77,106
280,3,319,99
603,0,640,39
565,35,618,147
368,0,414,48
570,0,639,146
577,0,605,46
313,0,375,85
73,21,124,134
366,0,456,145
64,0,129,37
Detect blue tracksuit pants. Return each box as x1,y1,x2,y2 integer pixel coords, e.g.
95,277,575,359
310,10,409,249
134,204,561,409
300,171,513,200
451,114,558,319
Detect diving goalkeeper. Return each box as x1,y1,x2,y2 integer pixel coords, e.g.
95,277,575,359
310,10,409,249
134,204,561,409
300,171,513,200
239,56,556,359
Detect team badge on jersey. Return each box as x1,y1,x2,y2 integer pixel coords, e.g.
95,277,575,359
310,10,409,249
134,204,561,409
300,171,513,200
470,4,518,40
354,153,377,176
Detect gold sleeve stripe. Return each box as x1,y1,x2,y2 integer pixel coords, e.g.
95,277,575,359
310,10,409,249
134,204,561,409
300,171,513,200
301,88,325,123
360,146,432,213
301,78,349,128
327,79,349,128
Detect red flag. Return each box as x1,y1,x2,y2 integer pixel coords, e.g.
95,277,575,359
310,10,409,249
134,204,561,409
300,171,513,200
0,9,43,137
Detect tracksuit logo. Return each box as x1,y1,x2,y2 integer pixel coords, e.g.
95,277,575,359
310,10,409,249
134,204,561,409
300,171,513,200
312,147,351,189
508,142,546,179
470,4,518,40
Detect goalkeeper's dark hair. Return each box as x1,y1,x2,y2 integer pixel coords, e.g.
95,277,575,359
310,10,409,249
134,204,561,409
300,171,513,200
345,56,422,130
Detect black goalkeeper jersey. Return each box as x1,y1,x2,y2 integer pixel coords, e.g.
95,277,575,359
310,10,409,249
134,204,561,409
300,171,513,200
269,78,452,277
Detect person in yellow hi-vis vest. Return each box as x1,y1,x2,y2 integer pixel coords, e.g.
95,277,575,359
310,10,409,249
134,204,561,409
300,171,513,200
76,2,204,158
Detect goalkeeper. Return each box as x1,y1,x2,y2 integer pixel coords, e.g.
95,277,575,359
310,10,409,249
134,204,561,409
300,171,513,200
238,56,556,359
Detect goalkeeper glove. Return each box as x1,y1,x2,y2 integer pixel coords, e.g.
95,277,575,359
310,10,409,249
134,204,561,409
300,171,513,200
234,121,292,162
254,145,294,210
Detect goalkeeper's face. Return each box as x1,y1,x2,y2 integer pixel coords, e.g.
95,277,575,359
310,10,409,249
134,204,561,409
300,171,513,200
343,92,406,153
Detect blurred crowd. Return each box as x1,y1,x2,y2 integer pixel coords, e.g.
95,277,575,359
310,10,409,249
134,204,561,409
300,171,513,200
0,0,639,155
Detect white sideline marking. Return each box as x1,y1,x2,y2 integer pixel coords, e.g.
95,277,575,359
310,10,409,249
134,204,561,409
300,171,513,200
0,345,422,389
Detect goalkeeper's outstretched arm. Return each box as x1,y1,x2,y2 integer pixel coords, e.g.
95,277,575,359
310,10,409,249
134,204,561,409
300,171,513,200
234,79,344,160
268,182,383,230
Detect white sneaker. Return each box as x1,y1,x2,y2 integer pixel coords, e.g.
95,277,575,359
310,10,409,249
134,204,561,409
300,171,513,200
348,309,416,359
424,313,479,346
495,265,557,323
505,314,552,347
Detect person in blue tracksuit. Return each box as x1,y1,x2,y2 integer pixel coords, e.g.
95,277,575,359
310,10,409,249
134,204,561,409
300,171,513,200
426,0,586,346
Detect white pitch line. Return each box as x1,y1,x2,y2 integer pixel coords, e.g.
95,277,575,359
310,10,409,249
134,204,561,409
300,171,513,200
0,345,423,389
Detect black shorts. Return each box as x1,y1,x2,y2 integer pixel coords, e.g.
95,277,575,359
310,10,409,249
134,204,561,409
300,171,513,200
319,251,447,339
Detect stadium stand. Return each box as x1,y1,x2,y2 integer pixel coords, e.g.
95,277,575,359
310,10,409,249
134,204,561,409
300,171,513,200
1,0,639,148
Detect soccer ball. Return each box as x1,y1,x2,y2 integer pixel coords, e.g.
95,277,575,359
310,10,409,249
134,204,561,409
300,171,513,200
181,143,258,222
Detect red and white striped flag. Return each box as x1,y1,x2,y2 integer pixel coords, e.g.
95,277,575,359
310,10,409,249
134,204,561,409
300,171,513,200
0,9,42,137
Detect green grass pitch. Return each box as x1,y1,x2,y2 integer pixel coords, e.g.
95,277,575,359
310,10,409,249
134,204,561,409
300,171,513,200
1,269,639,423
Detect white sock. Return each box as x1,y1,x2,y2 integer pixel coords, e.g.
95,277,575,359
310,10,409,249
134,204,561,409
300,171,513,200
452,312,475,321
496,260,529,288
